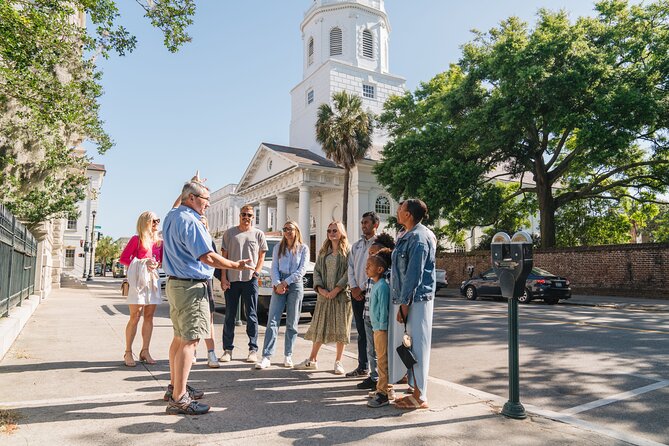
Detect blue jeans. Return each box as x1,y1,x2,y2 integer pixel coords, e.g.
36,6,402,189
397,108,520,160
261,282,303,358
223,279,259,352
364,317,378,381
352,297,368,371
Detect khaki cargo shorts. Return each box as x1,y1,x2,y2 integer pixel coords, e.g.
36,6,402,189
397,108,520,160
166,279,211,341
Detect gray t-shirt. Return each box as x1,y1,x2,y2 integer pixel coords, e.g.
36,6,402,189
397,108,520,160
221,226,268,282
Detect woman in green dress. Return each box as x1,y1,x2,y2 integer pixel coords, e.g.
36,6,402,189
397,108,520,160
294,221,351,374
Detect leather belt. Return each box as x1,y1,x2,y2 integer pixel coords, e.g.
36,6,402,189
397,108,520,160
168,276,208,283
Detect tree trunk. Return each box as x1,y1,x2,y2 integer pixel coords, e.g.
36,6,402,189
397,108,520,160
342,168,350,227
534,164,557,248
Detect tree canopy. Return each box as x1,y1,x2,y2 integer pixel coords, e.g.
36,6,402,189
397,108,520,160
0,0,195,226
375,0,669,248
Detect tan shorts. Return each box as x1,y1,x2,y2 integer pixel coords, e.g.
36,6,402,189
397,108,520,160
166,279,211,341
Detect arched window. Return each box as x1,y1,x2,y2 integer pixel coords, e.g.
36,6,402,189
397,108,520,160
375,196,390,215
362,29,373,58
330,27,342,56
307,37,314,65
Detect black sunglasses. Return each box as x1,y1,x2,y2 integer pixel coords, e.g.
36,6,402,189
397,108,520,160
152,218,160,224
282,227,295,232
240,212,254,218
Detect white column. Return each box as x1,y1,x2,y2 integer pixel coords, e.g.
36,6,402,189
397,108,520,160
298,186,311,237
276,193,287,228
258,200,268,232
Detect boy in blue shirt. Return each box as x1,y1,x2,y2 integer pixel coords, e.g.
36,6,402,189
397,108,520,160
366,248,393,408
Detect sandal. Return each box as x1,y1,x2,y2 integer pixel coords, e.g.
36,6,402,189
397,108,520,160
405,386,414,394
394,394,429,410
124,351,136,367
139,349,157,365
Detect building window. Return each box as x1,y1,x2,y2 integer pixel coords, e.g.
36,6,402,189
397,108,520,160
65,249,75,268
67,216,77,230
363,84,375,99
375,196,390,214
307,89,314,104
362,29,373,58
330,27,342,56
307,37,314,66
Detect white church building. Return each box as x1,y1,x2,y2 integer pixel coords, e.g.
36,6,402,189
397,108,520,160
208,0,406,257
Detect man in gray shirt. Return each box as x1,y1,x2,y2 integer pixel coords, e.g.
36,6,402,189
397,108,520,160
219,205,268,363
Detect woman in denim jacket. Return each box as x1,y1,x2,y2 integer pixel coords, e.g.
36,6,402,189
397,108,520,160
389,199,437,410
256,221,309,369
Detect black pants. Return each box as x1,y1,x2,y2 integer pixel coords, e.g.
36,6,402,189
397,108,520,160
351,297,368,371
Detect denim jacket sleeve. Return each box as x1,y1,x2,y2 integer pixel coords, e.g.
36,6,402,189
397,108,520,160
285,244,308,286
399,239,429,305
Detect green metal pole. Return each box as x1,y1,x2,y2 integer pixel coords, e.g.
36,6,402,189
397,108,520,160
502,295,526,419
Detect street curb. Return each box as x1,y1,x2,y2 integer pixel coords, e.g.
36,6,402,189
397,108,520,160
0,294,42,360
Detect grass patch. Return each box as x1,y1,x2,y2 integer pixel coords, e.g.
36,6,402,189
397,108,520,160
0,408,21,434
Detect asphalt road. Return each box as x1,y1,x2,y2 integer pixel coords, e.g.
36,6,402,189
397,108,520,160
428,295,669,445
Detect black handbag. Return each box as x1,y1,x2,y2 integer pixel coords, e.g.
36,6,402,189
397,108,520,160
396,307,417,369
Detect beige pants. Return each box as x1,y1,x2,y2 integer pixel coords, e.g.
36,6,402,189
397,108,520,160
374,330,393,395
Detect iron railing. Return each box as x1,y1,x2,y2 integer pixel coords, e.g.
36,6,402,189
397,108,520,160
0,205,37,317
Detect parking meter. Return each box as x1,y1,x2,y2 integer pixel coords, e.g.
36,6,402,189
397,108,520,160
491,231,533,420
491,231,533,299
466,265,474,278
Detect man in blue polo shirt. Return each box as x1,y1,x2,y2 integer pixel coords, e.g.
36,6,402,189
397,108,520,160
162,178,252,415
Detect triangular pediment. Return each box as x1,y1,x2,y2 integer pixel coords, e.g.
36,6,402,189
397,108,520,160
237,144,298,191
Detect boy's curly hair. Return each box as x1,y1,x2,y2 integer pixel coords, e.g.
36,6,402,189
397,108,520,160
372,233,395,250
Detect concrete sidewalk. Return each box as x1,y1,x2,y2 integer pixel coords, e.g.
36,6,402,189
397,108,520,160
0,281,642,445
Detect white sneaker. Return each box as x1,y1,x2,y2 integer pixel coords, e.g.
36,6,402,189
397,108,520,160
284,356,294,368
207,351,220,368
294,359,318,370
219,350,232,362
334,361,345,375
255,357,271,369
246,351,258,363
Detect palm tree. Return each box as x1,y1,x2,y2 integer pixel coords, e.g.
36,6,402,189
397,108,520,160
316,90,374,227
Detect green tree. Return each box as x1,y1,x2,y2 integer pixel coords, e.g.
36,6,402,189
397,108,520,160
645,204,669,242
0,0,195,226
376,0,669,248
316,91,374,227
95,236,121,277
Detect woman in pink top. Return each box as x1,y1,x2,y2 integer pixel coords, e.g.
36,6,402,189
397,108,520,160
119,211,163,367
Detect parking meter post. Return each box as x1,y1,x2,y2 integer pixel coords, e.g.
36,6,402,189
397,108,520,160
235,302,243,326
491,231,533,420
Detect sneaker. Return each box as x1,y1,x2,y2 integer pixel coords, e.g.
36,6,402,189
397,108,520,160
345,368,369,378
246,351,258,363
294,359,318,370
368,389,396,400
367,392,389,408
334,361,345,375
283,356,294,368
166,393,210,415
163,384,204,402
255,357,271,369
219,350,232,362
356,377,378,390
207,351,220,368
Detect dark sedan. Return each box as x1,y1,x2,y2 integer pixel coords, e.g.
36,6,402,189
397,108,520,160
460,267,571,304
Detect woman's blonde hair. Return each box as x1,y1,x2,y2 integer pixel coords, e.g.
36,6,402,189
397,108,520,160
319,221,349,256
278,220,303,258
136,211,159,249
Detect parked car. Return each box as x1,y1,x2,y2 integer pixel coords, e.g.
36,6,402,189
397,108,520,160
459,267,571,304
157,268,166,299
212,236,317,322
435,269,448,289
112,262,126,278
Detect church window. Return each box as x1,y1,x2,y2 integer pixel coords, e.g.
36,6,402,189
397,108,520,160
375,196,390,215
363,84,375,99
330,27,342,56
307,37,314,66
65,249,75,268
362,29,373,58
307,89,314,104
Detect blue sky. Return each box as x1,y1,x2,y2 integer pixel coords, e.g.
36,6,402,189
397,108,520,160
92,0,608,239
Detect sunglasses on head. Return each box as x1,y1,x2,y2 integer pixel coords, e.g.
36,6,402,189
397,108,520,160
240,212,254,218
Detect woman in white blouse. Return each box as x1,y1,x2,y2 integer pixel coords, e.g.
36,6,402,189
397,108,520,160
255,221,309,369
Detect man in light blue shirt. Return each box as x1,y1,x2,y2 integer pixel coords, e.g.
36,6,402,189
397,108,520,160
162,178,252,415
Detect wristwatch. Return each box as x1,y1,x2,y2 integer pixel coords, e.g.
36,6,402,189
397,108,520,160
252,271,260,278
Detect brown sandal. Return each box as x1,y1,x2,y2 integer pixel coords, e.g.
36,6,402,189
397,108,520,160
124,351,136,367
139,349,156,365
394,394,429,410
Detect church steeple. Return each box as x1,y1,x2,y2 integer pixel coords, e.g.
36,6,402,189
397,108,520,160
289,0,405,158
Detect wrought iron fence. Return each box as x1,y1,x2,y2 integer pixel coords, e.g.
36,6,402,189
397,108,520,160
0,205,37,317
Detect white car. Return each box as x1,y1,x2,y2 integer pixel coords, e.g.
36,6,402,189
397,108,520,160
435,268,448,289
212,236,317,322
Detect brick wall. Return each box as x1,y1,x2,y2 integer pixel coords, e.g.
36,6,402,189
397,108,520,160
437,243,669,298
